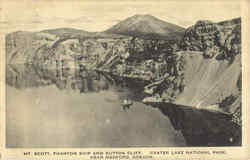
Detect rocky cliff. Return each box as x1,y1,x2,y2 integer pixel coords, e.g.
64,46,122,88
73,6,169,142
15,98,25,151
6,31,181,82
5,16,242,146
6,31,58,64
181,18,241,61
142,18,241,146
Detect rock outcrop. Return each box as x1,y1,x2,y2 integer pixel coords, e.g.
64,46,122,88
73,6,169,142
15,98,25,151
5,31,59,64
181,18,241,61
6,30,181,83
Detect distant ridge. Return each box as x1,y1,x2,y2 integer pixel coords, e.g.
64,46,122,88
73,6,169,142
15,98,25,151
105,14,185,40
41,28,91,37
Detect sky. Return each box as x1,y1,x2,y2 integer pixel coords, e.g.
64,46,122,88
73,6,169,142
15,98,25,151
0,0,242,33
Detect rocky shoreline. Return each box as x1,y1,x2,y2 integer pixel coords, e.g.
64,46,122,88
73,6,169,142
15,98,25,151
5,16,242,146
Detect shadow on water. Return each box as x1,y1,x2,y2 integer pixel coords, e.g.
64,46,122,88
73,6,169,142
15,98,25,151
144,102,242,146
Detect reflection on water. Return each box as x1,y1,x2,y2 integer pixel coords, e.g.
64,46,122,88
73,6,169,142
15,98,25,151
6,64,186,148
6,64,145,101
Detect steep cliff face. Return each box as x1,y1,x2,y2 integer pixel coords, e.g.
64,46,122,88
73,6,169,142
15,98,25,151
176,52,241,112
141,18,242,146
181,18,241,61
6,31,59,64
144,19,242,128
17,34,179,81
182,19,242,118
6,30,181,82
5,29,126,65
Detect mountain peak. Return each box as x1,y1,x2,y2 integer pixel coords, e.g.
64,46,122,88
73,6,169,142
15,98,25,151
105,14,185,40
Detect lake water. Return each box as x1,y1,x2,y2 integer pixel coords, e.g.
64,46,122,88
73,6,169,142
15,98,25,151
6,64,186,148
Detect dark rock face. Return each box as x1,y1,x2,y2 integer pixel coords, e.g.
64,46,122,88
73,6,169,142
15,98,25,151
181,18,241,61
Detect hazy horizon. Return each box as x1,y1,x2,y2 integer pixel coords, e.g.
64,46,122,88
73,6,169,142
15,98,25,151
0,0,241,33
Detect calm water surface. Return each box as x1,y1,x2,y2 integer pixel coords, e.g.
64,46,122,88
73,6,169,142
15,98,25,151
6,64,186,147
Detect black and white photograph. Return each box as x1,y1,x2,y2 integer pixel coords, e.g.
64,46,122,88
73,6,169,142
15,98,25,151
3,0,242,149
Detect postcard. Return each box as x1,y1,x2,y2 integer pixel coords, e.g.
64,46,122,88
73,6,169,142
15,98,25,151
0,0,249,159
